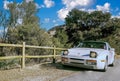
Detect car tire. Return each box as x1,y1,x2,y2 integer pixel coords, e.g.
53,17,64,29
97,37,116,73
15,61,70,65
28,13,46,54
110,63,114,67
109,62,114,67
109,57,115,67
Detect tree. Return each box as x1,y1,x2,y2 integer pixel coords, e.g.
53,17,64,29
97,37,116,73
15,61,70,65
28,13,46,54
65,8,89,29
104,18,120,54
89,11,111,28
65,9,112,45
7,2,17,27
0,10,8,42
4,1,55,63
6,1,39,43
6,1,38,41
54,28,69,47
65,9,89,42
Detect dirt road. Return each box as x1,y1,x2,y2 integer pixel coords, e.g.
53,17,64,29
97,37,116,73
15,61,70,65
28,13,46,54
57,58,120,81
0,62,77,81
0,58,120,81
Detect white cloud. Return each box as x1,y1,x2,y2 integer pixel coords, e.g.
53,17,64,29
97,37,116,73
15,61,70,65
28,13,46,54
3,0,13,10
35,3,45,9
26,0,45,9
63,0,94,9
44,0,55,8
57,8,69,21
44,18,50,23
96,3,110,12
87,3,111,13
25,0,33,3
57,0,95,21
87,9,96,13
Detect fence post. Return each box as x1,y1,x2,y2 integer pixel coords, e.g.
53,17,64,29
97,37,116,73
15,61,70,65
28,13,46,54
53,45,56,63
22,42,25,69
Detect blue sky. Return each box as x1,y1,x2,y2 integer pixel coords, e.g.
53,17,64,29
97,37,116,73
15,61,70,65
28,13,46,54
1,0,120,30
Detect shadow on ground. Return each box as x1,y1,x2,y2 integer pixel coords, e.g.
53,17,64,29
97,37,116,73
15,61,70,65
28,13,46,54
41,62,92,72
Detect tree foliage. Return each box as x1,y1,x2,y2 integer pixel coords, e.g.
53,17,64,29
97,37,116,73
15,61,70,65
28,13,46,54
6,1,52,46
54,8,120,54
54,28,69,47
65,9,114,44
0,10,8,42
0,1,58,64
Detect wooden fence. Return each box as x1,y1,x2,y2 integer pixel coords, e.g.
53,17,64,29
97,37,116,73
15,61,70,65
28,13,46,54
0,42,67,69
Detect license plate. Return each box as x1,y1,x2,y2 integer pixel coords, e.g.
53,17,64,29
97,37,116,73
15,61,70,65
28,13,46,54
70,59,84,63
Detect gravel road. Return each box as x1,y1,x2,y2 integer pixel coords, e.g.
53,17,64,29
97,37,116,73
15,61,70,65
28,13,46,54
0,62,77,81
0,58,120,81
57,58,120,81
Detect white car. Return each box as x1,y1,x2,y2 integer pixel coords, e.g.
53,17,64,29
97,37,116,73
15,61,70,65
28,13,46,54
61,41,115,71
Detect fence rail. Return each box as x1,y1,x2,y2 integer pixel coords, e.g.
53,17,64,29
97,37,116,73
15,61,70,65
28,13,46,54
0,42,67,69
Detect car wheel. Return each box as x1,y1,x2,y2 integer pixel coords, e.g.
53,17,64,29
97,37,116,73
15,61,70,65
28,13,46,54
109,63,114,67
109,57,115,67
109,61,114,67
